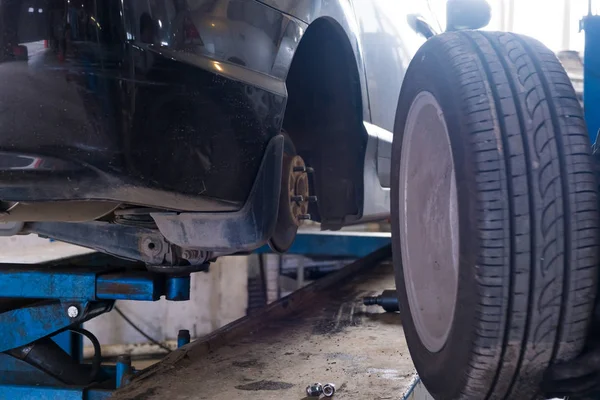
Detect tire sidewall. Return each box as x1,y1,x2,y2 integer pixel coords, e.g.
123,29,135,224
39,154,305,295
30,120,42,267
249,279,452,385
391,42,483,399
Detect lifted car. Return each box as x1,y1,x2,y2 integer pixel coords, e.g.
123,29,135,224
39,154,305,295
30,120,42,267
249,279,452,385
1,0,599,399
0,0,437,265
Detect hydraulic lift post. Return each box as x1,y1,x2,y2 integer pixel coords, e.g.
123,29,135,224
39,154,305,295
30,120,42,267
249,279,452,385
0,263,191,399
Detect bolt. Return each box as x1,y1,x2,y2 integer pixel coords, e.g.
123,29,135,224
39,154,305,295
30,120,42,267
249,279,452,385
298,214,311,221
306,383,323,397
305,166,314,174
291,195,304,203
180,250,208,264
142,237,162,257
307,195,318,203
67,305,79,319
323,383,336,397
181,250,196,260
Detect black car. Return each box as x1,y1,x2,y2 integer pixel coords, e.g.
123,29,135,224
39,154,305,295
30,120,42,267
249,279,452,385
1,0,598,399
0,0,435,256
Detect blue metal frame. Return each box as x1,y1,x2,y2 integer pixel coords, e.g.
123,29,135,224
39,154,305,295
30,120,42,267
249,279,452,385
583,14,600,141
0,300,111,353
0,353,113,399
0,262,193,398
177,329,191,348
0,268,190,302
165,276,192,301
256,231,391,258
0,353,64,387
0,385,112,400
115,356,132,389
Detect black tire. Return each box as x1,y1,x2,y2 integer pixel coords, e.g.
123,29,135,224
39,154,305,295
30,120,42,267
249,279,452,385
391,31,600,399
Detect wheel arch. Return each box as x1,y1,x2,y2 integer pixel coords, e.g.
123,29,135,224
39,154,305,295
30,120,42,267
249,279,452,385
283,16,369,227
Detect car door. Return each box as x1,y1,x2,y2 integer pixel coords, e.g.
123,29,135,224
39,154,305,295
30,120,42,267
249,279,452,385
352,0,440,187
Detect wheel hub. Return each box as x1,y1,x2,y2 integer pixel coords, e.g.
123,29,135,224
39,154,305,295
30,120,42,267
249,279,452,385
286,156,312,223
268,153,315,253
399,91,459,353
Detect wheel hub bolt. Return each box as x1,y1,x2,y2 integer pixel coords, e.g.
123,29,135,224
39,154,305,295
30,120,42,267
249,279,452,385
306,383,323,397
323,383,336,397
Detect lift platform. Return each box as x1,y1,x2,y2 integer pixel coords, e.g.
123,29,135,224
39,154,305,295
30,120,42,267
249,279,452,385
0,254,191,399
110,245,431,400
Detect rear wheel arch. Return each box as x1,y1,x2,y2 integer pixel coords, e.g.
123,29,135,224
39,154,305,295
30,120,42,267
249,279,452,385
283,17,368,227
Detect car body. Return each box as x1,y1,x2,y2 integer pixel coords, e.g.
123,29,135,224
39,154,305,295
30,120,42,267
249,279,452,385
0,0,439,266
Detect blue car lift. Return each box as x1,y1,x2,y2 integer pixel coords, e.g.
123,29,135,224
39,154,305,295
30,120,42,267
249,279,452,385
256,231,391,258
0,231,391,398
0,259,192,399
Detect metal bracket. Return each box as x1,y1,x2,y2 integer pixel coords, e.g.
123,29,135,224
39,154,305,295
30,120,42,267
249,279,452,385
403,377,434,400
27,221,171,264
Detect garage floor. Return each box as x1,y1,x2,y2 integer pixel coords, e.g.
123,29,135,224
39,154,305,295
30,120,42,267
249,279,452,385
112,256,424,400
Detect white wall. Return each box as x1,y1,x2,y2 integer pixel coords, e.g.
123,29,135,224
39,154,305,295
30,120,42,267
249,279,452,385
85,256,249,344
489,0,587,52
428,0,589,52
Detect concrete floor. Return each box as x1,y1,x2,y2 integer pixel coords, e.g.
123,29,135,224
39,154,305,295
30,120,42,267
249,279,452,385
113,261,421,400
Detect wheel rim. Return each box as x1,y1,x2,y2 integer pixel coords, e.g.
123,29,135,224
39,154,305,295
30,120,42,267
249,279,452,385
399,91,459,353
